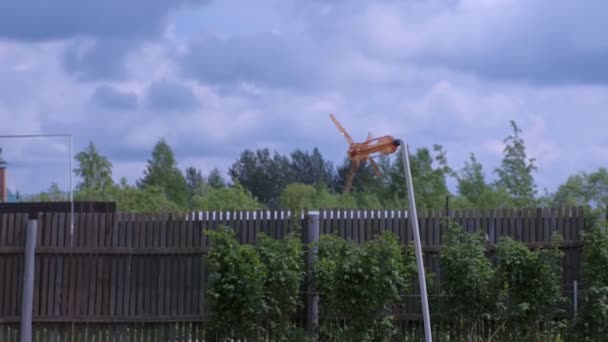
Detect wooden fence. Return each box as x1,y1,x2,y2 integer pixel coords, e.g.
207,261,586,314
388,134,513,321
0,207,586,340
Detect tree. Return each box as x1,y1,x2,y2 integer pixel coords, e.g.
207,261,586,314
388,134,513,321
228,148,289,207
137,139,189,207
455,153,512,208
333,156,388,195
552,173,587,207
551,168,608,220
494,121,537,207
73,141,113,190
387,145,453,209
24,182,67,201
207,168,226,189
185,166,205,195
289,148,334,186
192,184,263,211
75,180,182,212
279,183,317,210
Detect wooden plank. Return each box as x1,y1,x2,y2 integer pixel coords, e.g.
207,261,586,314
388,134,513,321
576,206,584,241
418,209,427,246
115,217,127,319
0,214,7,247
126,215,137,317
4,255,13,316
0,253,5,316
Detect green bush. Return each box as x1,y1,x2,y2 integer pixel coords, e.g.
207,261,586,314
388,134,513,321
314,233,414,341
257,231,306,339
495,234,565,340
572,221,608,340
206,226,306,341
206,226,267,340
439,219,498,339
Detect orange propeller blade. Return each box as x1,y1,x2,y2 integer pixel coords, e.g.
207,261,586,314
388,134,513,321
369,158,382,177
330,113,354,146
343,161,360,193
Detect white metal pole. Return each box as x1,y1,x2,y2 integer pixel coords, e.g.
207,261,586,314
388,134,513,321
400,143,432,342
69,135,74,237
21,218,38,342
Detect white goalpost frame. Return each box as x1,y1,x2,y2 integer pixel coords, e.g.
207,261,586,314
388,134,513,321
400,142,432,342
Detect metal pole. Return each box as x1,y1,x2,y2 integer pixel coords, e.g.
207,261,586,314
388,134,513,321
69,135,74,237
401,144,432,342
306,211,320,337
21,218,38,342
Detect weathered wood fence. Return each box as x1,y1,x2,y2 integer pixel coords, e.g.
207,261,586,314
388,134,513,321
0,207,585,340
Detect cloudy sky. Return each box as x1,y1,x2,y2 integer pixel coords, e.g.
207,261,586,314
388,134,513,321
0,0,606,196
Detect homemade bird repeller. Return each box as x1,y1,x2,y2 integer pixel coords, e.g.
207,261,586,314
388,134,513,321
329,114,433,342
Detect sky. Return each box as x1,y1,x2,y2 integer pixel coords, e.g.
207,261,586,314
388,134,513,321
0,0,607,196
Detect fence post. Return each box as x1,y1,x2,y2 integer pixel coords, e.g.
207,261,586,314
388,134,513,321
306,211,320,338
21,217,38,342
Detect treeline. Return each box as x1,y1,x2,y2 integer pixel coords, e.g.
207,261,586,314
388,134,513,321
24,120,608,214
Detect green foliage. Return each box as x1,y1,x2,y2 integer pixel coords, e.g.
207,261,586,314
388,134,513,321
206,167,227,189
229,148,290,207
206,226,267,340
573,286,608,341
185,166,205,198
439,220,498,336
192,184,264,211
581,221,608,286
572,220,608,340
206,226,306,340
388,145,453,210
495,235,565,339
137,138,189,207
314,233,413,341
289,148,335,187
76,180,183,212
456,153,513,208
73,141,113,191
23,182,68,201
494,120,538,207
280,183,317,209
257,231,306,339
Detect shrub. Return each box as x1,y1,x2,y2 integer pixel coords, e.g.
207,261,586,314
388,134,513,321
495,234,565,340
257,231,306,340
206,226,306,341
314,233,413,341
206,226,267,340
572,220,608,340
439,219,498,339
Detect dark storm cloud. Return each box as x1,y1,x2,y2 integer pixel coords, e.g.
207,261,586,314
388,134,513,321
0,0,209,81
91,84,138,110
179,33,324,89
144,80,200,111
0,0,207,41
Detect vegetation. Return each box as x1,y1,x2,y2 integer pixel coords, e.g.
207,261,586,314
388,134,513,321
439,219,498,340
206,226,306,341
572,220,608,340
313,233,413,341
16,120,608,218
